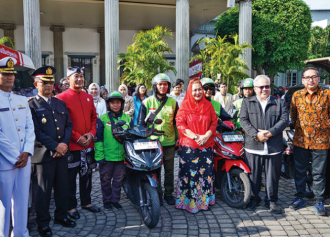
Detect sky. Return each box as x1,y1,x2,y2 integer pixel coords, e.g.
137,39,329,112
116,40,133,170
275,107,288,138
303,0,330,10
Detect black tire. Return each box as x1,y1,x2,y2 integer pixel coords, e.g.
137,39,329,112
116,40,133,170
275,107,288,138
140,182,160,229
221,169,251,208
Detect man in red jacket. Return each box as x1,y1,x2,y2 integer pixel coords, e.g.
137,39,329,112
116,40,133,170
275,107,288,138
57,67,100,219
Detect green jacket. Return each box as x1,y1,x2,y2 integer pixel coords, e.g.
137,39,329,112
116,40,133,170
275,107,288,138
139,95,178,147
233,98,243,128
211,99,221,117
94,112,132,163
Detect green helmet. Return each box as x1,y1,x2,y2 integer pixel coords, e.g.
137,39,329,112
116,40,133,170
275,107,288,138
200,78,215,87
152,73,171,94
240,78,255,98
105,91,125,113
241,78,254,88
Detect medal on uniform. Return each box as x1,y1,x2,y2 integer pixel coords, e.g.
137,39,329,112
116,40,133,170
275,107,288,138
87,98,90,102
42,118,47,124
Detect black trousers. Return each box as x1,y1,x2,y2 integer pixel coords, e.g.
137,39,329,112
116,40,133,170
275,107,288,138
293,146,327,202
156,146,175,197
99,161,125,203
245,151,282,202
68,149,96,210
31,158,69,228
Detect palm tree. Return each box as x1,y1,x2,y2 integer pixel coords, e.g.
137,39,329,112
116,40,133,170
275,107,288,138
190,34,251,94
118,26,177,89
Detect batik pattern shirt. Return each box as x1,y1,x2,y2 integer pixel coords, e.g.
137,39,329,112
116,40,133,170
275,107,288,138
291,86,330,150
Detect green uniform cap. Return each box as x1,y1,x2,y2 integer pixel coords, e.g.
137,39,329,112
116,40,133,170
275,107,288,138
241,78,254,88
200,78,215,86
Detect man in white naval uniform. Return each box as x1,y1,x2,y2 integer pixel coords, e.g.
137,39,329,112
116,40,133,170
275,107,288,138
0,57,35,237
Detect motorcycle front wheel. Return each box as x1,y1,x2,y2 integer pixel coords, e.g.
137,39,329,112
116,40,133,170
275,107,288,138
221,168,251,208
140,182,160,229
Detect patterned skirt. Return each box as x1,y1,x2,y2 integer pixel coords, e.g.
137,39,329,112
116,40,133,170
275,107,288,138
175,146,215,213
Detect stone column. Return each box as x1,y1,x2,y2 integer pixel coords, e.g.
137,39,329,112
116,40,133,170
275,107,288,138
23,0,42,68
0,24,16,48
104,0,119,91
50,26,65,83
98,27,105,86
239,0,252,76
176,0,190,89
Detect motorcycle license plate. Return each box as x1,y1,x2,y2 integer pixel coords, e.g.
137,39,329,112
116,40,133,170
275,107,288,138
222,134,244,142
133,141,158,150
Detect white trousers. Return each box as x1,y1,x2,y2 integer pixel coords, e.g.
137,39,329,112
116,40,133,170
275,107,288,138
0,163,31,237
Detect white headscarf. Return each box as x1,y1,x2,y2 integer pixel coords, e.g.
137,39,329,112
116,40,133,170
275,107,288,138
88,83,101,102
118,84,129,98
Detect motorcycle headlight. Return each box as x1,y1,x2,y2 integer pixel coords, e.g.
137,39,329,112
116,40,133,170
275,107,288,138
151,140,163,168
125,142,147,165
218,138,235,153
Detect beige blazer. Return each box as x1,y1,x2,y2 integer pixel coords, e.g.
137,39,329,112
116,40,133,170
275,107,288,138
123,96,135,118
214,92,233,112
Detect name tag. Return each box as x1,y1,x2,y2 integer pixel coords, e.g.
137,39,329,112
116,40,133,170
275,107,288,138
36,108,46,111
0,108,9,112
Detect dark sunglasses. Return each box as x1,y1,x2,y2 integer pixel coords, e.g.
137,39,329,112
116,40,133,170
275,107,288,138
255,85,270,90
39,81,55,85
203,86,214,91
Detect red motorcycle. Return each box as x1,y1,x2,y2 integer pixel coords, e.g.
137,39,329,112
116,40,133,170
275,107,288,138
214,120,251,208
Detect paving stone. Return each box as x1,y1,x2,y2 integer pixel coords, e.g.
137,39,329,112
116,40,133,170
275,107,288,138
23,162,330,237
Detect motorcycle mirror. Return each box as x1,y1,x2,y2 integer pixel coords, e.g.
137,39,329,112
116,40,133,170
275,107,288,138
115,120,126,127
154,119,163,125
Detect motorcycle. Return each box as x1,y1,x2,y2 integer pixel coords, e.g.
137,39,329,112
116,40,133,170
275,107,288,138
113,119,164,229
281,128,314,198
214,119,251,208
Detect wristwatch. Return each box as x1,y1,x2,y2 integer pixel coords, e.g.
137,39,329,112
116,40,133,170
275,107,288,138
252,132,258,141
193,135,198,140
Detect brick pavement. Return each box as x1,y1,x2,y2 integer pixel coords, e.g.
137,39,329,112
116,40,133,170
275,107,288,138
27,157,330,237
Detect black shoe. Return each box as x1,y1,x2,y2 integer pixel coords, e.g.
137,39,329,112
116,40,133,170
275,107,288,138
82,205,101,213
164,195,175,205
270,202,282,214
246,200,259,211
38,226,53,237
265,200,270,209
104,202,112,210
159,196,164,206
111,202,122,211
67,210,80,220
54,218,76,228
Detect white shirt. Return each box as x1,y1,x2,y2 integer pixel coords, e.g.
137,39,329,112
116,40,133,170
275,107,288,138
38,94,50,103
94,98,107,118
245,96,281,156
169,92,185,107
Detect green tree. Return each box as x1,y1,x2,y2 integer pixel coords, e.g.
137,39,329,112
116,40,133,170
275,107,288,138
0,36,15,49
190,34,251,94
118,26,176,89
215,0,312,86
308,25,330,59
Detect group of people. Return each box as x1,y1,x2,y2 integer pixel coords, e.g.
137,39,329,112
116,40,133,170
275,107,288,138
0,54,329,237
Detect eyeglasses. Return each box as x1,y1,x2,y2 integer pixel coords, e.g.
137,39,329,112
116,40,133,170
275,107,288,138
63,83,70,86
255,85,270,90
302,75,319,80
140,87,146,90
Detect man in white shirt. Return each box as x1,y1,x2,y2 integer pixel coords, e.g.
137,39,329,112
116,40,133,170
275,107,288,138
0,57,35,237
214,82,233,112
240,75,289,214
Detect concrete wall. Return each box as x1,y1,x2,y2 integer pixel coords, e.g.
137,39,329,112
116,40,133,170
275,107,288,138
311,11,330,25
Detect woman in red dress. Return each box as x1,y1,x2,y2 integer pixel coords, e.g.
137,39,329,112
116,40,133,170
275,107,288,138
175,79,218,213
